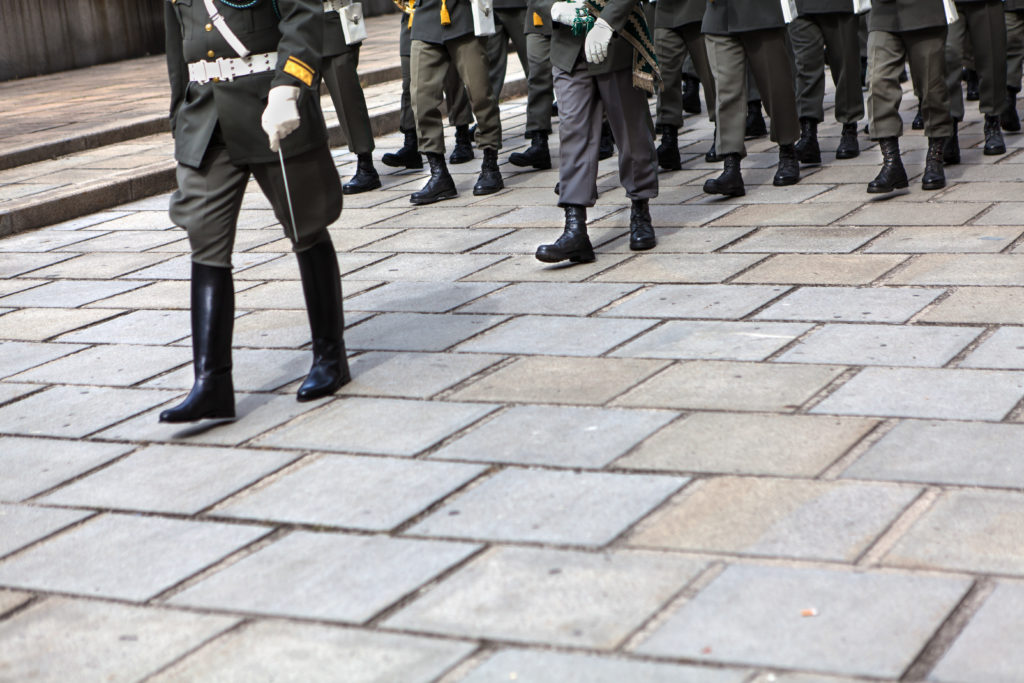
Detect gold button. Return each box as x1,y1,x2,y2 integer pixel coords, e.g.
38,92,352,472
207,50,215,58
205,23,213,31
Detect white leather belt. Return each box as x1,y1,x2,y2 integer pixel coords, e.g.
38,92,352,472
187,52,277,84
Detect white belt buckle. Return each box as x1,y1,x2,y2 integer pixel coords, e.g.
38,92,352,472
196,60,212,84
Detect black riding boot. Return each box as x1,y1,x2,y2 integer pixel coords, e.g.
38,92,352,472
535,205,595,263
629,199,656,251
343,153,382,194
382,129,423,169
473,148,504,195
682,74,701,114
794,118,821,165
598,121,615,160
773,144,800,186
296,238,351,402
836,122,860,159
922,137,947,191
509,131,552,169
656,125,681,170
411,152,457,204
746,100,767,138
943,119,961,165
866,137,908,193
159,263,235,423
703,153,745,196
449,124,474,164
984,114,1007,155
1003,87,1021,132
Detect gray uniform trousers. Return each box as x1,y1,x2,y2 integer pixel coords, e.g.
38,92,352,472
526,32,555,133
944,2,1007,119
788,12,864,124
323,47,375,154
705,30,801,156
1008,9,1024,90
486,8,531,101
656,23,717,128
867,26,953,139
553,58,658,207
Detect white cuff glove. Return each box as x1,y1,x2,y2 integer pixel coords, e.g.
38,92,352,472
585,17,613,64
550,0,585,26
261,85,301,152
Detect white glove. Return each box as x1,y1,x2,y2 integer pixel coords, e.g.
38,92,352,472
550,0,585,25
585,17,613,64
261,85,301,152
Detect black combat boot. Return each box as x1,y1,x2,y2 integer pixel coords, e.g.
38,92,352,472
1002,87,1021,132
866,137,909,193
296,238,351,402
449,124,474,164
682,74,701,114
836,122,860,159
473,148,504,195
773,143,800,186
984,114,1007,155
508,131,552,170
411,152,457,204
746,100,767,138
535,205,595,263
656,125,682,171
705,125,720,163
629,199,656,251
912,104,924,130
159,263,235,423
965,68,980,101
599,121,615,160
922,136,946,191
342,153,382,194
703,153,745,197
382,129,423,169
943,119,961,165
794,118,821,165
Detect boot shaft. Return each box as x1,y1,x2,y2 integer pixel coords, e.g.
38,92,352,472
564,204,587,233
481,147,499,173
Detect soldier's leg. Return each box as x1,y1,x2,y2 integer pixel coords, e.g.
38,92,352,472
963,0,1008,116
599,68,658,201
411,40,453,155
743,29,801,146
553,61,603,207
400,54,416,133
450,34,503,151
485,23,511,102
525,32,553,135
909,26,954,139
322,48,375,155
681,23,716,120
820,12,865,124
1005,9,1024,131
656,26,687,130
944,18,966,122
867,29,908,140
705,33,749,158
789,15,827,123
501,8,530,78
444,65,474,127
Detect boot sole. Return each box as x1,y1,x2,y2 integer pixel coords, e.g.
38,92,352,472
343,179,382,195
921,179,946,191
703,185,745,197
159,410,236,424
835,149,860,160
866,180,909,194
382,160,423,170
984,146,1007,156
535,250,596,264
410,189,458,205
473,182,505,196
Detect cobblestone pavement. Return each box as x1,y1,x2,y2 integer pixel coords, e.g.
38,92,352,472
2,35,1024,683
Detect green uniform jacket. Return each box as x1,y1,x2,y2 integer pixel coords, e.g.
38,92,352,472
655,0,705,29
701,0,786,34
495,0,528,10
324,8,356,57
410,0,475,43
543,0,645,74
164,0,328,168
867,0,949,32
795,0,854,13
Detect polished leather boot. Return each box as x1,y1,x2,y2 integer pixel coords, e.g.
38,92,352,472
965,68,980,101
159,263,235,423
984,114,1007,155
343,153,381,194
745,100,767,138
656,125,681,170
912,104,924,130
535,205,595,263
703,153,745,196
296,238,351,402
943,119,960,165
682,74,701,114
473,148,504,195
382,129,423,169
1002,87,1021,132
922,136,946,191
835,122,860,159
705,126,721,163
411,152,457,204
794,118,821,165
598,121,615,160
449,124,474,164
866,137,909,193
773,143,800,186
629,199,656,251
508,131,552,170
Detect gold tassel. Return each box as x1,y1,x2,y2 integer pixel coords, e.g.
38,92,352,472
408,0,415,28
533,11,543,26
440,0,451,25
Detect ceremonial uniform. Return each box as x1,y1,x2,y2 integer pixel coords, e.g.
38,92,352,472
1005,0,1024,131
701,0,802,197
162,0,351,422
508,0,557,169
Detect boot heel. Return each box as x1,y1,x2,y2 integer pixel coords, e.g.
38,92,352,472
569,248,596,263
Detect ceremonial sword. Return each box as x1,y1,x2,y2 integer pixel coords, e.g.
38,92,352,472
278,147,300,243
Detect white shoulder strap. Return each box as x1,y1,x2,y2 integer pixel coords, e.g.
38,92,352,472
203,0,252,58
942,0,959,24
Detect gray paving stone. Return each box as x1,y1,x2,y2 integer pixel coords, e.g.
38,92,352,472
469,227,623,254
143,347,311,393
839,202,987,226
475,204,619,228
883,490,1024,575
0,513,268,601
754,286,944,323
725,227,884,253
126,252,274,280
0,598,238,683
0,341,88,379
374,205,517,228
151,621,476,683
459,282,638,315
0,385,174,438
599,284,788,320
959,327,1024,369
930,582,1024,683
0,504,92,559
0,589,31,616
593,253,764,284
0,252,75,277
935,181,1022,203
231,309,318,348
0,229,101,252
0,279,45,298
448,356,669,405
254,397,497,456
341,352,502,399
777,323,982,367
235,253,385,281
31,252,177,279
459,650,749,683
842,420,1024,488
38,444,297,515
627,477,920,561
347,253,504,281
708,203,861,227
0,308,123,342
355,227,512,253
233,280,318,309
0,382,37,406
885,254,1024,286
732,254,907,285
345,281,503,313
635,564,972,678
463,254,633,283
169,531,480,623
53,229,184,253
431,405,677,468
601,227,754,254
917,287,1024,324
384,546,708,648
56,310,190,345
10,344,190,387
0,279,144,309
974,201,1024,225
83,280,193,310
456,315,657,357
811,367,1024,420
346,312,508,352
409,468,687,546
618,412,877,476
590,204,740,228
216,454,485,530
0,437,133,501
864,225,1023,253
610,321,812,361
